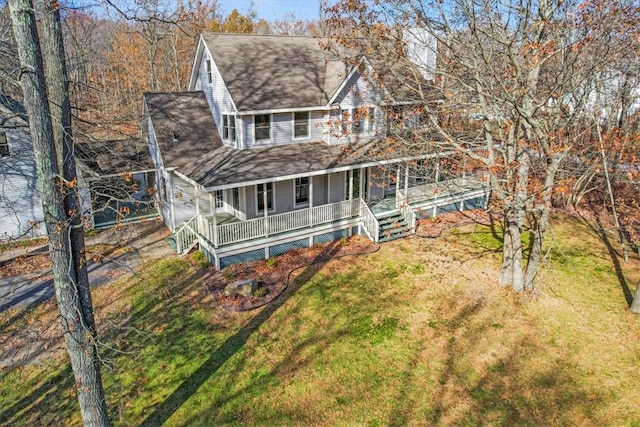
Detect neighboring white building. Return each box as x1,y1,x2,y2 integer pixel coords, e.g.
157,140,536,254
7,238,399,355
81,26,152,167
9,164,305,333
0,94,46,241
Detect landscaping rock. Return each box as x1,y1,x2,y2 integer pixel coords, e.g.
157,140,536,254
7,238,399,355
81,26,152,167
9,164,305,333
224,279,258,296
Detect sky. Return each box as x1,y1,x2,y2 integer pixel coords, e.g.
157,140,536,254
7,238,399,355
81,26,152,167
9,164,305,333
217,0,324,22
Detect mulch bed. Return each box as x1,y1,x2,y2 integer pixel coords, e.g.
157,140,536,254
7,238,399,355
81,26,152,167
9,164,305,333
204,235,378,312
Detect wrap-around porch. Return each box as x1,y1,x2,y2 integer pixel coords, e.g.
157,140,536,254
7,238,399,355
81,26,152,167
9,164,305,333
174,171,489,257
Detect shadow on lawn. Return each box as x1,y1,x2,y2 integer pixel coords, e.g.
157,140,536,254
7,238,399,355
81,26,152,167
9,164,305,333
140,242,343,427
578,210,633,306
387,296,605,425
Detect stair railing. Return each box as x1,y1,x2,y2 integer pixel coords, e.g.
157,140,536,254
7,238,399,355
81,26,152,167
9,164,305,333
174,215,199,254
359,198,380,242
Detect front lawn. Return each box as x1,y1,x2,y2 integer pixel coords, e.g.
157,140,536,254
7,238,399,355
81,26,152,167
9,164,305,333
1,214,639,426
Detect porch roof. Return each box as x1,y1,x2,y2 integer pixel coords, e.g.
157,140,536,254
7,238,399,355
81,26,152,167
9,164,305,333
179,137,438,190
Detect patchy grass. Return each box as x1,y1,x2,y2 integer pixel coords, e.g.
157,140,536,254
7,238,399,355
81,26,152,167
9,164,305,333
1,214,640,426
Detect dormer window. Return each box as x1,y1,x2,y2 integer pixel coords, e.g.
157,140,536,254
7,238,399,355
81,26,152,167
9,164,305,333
0,133,8,157
205,59,213,85
222,115,236,141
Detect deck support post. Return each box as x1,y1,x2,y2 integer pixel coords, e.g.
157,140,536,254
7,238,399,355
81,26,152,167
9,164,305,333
395,165,401,201
263,188,269,237
213,210,218,248
309,177,314,227
349,170,353,200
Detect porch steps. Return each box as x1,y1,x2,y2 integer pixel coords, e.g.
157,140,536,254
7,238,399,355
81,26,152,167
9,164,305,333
376,211,415,243
166,234,198,256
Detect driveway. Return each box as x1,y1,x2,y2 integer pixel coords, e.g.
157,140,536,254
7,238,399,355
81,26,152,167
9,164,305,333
0,251,139,313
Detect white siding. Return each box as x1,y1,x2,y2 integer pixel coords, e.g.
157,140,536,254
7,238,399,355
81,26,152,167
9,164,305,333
334,71,382,108
311,111,329,141
328,171,347,203
368,166,387,201
0,129,46,240
199,46,236,147
310,175,326,206
245,110,332,148
170,173,197,228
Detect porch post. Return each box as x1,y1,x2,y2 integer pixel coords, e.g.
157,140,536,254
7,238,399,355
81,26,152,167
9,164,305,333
263,187,269,237
309,177,314,227
195,192,199,217
404,164,409,192
213,202,218,247
209,193,215,217
395,165,401,200
349,170,353,200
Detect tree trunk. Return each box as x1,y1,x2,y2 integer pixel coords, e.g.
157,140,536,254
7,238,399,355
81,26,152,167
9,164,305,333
499,209,525,292
7,1,110,425
38,0,98,334
523,209,548,289
631,280,640,314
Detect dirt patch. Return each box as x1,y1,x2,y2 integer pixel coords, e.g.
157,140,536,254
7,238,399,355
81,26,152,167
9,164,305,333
416,209,494,238
204,235,378,311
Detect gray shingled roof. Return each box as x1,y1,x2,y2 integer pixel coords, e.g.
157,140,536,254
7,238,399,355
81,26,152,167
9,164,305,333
143,91,222,169
178,137,427,189
202,34,354,111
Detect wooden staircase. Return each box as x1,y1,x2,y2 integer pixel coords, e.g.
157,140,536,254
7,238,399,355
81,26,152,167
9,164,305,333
376,210,415,242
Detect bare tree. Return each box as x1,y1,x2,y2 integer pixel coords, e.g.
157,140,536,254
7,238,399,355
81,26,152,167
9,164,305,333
324,0,638,292
7,0,109,424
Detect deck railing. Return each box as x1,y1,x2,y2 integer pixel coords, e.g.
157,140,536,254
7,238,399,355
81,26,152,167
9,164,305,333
398,176,487,205
211,199,360,247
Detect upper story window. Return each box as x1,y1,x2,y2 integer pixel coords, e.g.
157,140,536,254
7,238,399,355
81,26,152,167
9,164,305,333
255,114,271,141
222,115,236,141
0,133,8,157
293,111,309,139
295,177,309,206
368,107,376,132
351,108,365,134
205,59,213,84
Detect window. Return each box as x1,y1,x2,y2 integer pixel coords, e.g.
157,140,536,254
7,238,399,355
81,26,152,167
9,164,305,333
205,59,212,84
232,188,240,210
215,190,224,209
256,182,274,212
368,107,376,132
0,133,8,157
293,111,309,138
255,114,270,141
295,177,309,206
351,108,366,134
222,115,236,141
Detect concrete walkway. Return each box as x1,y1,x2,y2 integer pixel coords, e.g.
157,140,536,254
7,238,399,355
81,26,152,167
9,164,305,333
0,251,139,313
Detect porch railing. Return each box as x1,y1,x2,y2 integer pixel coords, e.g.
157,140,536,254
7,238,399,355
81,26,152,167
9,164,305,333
398,176,486,205
359,200,380,242
213,199,360,247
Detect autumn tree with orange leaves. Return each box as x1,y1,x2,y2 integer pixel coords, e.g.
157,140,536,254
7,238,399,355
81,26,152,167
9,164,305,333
324,0,639,293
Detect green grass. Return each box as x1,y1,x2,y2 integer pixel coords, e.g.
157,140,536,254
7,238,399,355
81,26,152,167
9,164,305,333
1,214,640,426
